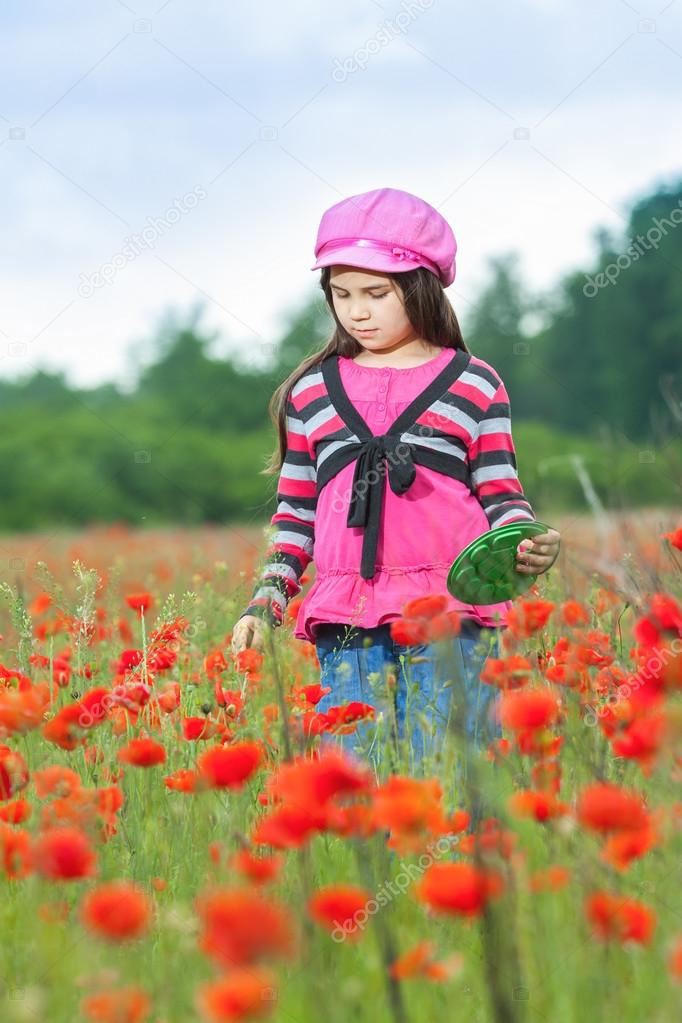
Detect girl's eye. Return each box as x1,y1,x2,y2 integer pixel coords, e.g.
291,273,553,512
336,293,388,300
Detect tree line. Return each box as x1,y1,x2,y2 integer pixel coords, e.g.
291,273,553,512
1,178,680,532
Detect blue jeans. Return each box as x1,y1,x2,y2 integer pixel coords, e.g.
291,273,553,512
314,619,502,773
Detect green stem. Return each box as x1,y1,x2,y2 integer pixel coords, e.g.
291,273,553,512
265,621,293,762
352,837,409,1023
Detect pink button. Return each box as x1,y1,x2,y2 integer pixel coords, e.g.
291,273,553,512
378,384,387,393
378,404,385,411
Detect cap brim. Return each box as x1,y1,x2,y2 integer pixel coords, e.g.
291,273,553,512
310,245,423,276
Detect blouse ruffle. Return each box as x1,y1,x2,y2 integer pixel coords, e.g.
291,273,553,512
295,564,511,644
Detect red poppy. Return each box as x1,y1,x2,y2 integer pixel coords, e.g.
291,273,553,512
214,687,245,718
528,759,561,797
308,884,371,940
402,595,449,619
634,595,682,647
34,765,82,799
156,682,181,713
663,526,682,552
390,940,463,982
51,655,73,688
601,822,660,871
0,683,50,736
196,968,277,1022
322,702,375,735
505,598,556,638
294,711,331,739
480,655,533,691
290,683,331,707
576,782,649,833
392,596,461,644
252,804,325,849
125,593,153,614
325,802,378,841
183,717,229,741
117,649,145,674
164,769,201,794
33,826,96,880
486,738,512,762
0,798,32,824
669,934,682,981
0,745,29,800
81,880,151,941
508,789,569,822
204,649,229,678
498,688,560,732
371,776,449,842
266,748,372,808
529,866,571,892
196,888,295,968
197,742,263,789
415,862,503,917
458,817,517,860
81,985,151,1023
560,600,591,627
0,824,32,879
110,681,152,711
28,591,52,616
233,648,264,677
117,737,166,768
516,730,563,758
389,618,428,646
585,891,655,944
611,713,667,773
231,849,283,885
147,645,177,672
76,688,112,728
42,704,88,751
96,784,124,817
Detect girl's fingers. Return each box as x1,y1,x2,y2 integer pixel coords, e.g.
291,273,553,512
516,552,552,571
519,543,559,559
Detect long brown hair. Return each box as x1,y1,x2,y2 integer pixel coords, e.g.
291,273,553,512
261,266,470,476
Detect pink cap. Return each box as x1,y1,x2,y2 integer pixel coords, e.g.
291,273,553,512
310,187,457,287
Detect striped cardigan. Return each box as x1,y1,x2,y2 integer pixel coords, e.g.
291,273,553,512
241,347,535,628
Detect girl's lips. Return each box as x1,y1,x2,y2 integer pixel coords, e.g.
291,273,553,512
356,328,378,334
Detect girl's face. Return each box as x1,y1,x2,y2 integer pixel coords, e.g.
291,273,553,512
329,265,421,353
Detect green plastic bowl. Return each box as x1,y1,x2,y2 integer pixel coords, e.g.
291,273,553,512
446,521,552,604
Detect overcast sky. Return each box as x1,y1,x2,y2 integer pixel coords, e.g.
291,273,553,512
2,0,681,390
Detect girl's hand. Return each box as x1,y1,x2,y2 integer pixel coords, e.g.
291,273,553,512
231,615,267,654
515,527,561,575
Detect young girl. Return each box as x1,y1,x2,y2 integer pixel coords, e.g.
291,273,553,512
232,187,561,767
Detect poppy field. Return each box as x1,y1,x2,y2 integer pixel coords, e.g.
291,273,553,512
1,513,682,1023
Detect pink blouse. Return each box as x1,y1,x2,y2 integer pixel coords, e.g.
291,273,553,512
293,346,518,644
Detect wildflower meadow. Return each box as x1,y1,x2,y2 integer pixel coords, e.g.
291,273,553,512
1,512,682,1023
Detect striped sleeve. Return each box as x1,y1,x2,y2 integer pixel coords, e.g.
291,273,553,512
240,393,317,628
468,376,536,528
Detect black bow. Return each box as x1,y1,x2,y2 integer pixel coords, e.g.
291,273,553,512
345,433,417,579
